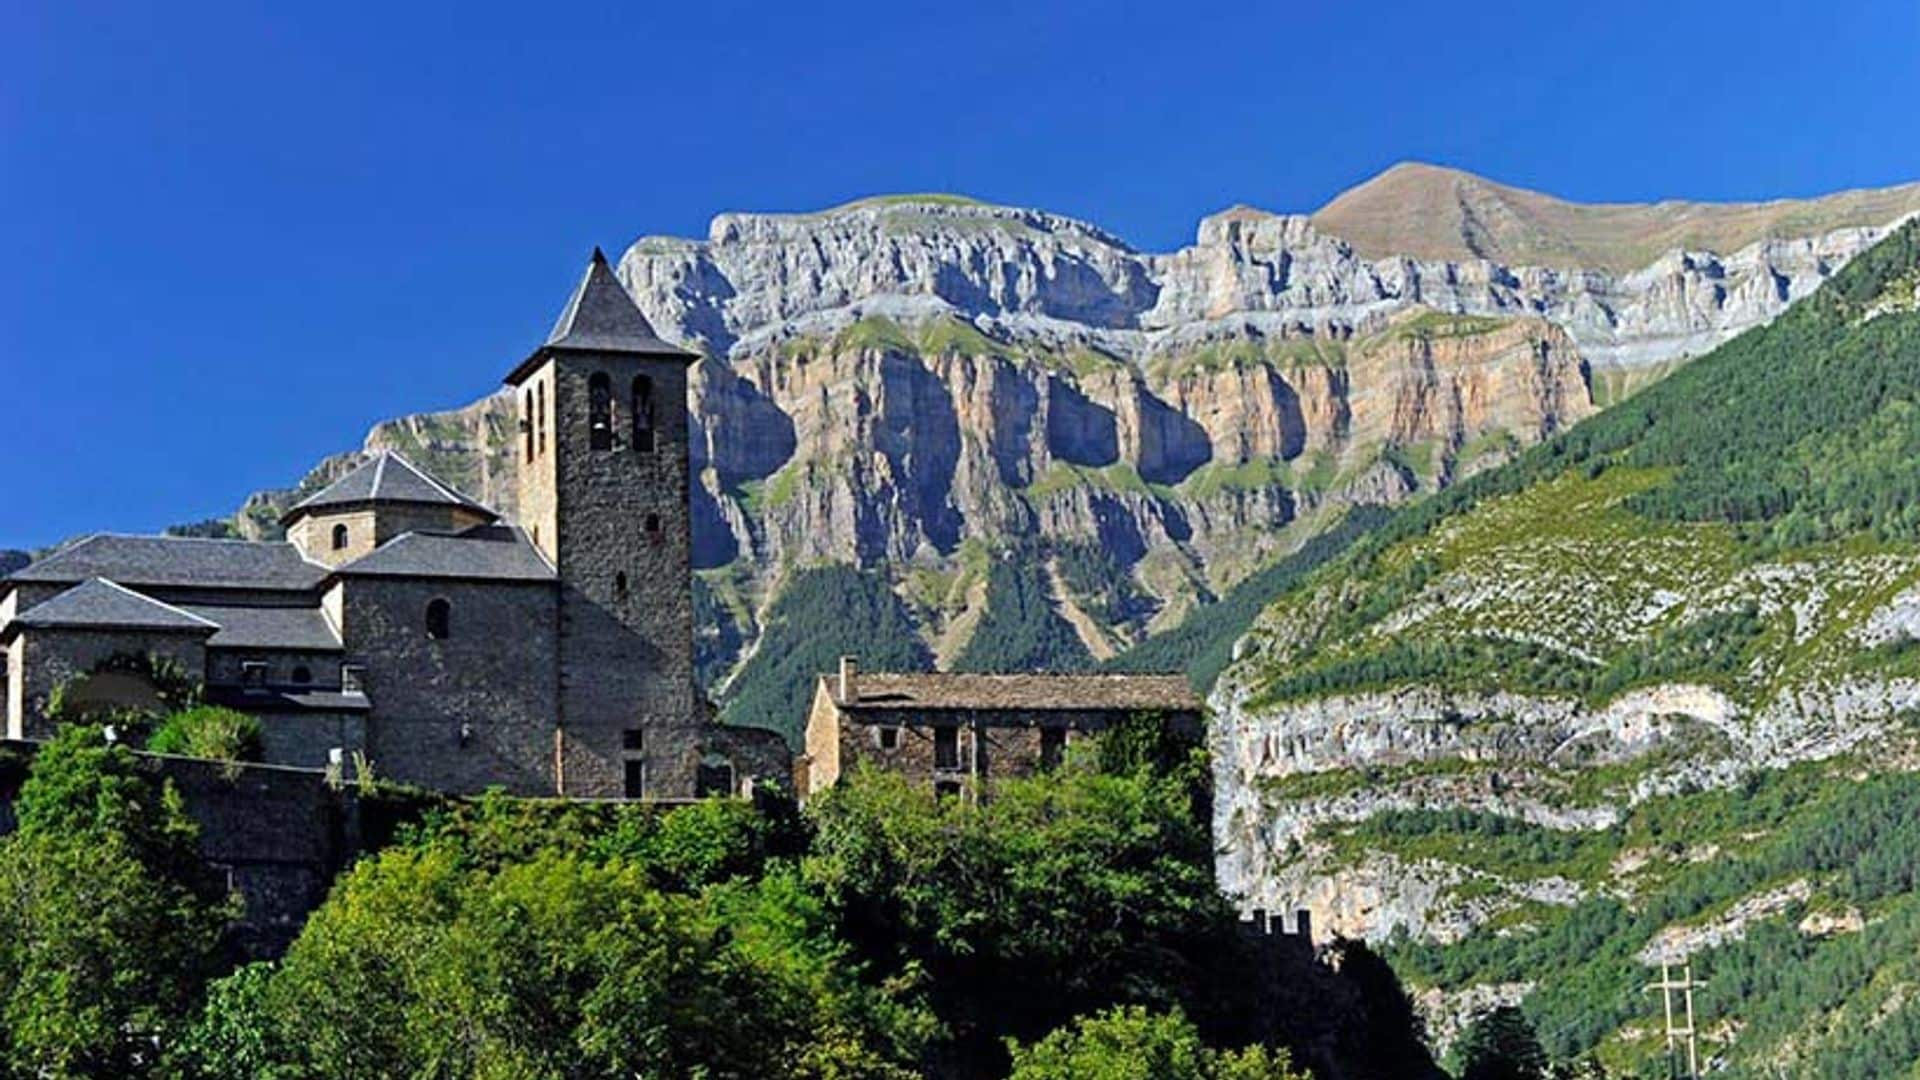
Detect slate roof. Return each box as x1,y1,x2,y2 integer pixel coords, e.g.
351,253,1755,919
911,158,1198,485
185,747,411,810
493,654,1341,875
505,248,695,385
6,535,328,592
205,686,372,714
180,604,343,652
827,672,1201,714
283,451,496,523
334,524,555,582
10,579,220,634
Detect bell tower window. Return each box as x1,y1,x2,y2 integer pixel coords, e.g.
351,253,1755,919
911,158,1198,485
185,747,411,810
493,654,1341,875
331,523,349,551
425,598,451,641
588,373,613,450
632,376,655,453
522,389,534,462
536,381,547,455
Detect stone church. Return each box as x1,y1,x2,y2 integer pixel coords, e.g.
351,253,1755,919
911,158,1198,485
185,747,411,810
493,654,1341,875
0,251,785,799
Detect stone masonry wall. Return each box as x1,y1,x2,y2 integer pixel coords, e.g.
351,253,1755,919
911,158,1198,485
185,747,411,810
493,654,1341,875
0,741,362,959
544,353,702,798
290,504,497,567
10,627,210,739
205,649,342,690
826,705,1204,795
341,576,558,794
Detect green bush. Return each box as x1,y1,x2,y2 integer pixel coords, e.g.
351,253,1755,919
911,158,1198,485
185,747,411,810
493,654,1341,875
147,705,264,762
1008,1006,1307,1080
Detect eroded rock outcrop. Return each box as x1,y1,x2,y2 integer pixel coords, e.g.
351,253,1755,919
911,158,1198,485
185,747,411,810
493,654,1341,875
234,170,1919,693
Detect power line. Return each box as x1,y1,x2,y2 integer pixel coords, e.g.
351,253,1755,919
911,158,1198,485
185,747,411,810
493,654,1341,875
1644,960,1706,1079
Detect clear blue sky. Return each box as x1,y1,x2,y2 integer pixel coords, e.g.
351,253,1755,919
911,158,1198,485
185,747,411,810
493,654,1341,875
3,1,1917,550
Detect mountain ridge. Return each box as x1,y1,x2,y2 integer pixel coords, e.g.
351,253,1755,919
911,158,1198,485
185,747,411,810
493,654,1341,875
209,166,1920,740
1311,160,1920,273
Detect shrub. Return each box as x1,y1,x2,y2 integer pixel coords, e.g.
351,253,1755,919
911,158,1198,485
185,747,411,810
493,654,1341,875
148,706,264,762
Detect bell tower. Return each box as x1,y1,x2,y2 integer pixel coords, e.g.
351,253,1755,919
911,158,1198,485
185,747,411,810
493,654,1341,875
504,248,700,798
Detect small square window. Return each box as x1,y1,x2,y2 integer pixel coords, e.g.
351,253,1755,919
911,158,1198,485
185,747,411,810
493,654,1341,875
935,779,962,800
622,728,646,752
876,726,900,751
342,665,367,695
240,660,268,688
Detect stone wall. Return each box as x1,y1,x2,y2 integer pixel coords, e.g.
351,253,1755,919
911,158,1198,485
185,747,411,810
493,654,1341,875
540,351,703,799
7,627,210,739
801,679,842,793
701,722,792,795
340,576,558,794
290,504,497,567
0,741,363,959
206,648,342,690
815,704,1203,797
249,710,367,770
288,508,380,567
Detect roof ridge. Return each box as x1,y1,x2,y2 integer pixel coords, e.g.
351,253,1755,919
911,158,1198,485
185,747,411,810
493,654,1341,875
382,450,495,513
91,578,222,628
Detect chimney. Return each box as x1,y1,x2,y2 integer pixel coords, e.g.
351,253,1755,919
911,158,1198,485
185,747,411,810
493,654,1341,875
838,655,859,703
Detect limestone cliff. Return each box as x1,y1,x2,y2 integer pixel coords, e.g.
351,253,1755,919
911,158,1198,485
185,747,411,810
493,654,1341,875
231,168,1919,708
1203,221,1920,1069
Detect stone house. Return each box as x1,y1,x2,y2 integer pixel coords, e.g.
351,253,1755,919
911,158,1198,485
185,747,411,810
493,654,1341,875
1,250,786,799
797,656,1201,798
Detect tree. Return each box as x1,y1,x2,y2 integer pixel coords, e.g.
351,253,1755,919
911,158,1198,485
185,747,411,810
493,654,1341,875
1007,1006,1306,1080
191,843,935,1079
803,756,1228,1062
0,725,232,1076
1457,1006,1549,1080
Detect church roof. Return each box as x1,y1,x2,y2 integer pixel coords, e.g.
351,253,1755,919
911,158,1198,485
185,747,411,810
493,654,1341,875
504,248,696,385
180,604,343,652
282,451,496,524
333,524,555,582
7,535,329,592
10,578,220,635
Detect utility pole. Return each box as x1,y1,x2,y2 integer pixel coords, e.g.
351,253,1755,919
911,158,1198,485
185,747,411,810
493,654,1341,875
1644,961,1705,1079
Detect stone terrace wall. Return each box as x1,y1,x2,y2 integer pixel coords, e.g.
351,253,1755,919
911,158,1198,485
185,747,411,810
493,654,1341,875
0,741,363,958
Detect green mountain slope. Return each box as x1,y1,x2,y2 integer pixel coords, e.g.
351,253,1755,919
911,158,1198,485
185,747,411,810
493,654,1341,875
1213,218,1920,1074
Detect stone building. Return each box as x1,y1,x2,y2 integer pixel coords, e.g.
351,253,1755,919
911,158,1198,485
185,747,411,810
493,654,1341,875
797,656,1201,797
0,250,785,799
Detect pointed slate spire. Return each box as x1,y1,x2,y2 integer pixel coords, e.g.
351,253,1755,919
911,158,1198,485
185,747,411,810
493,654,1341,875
543,248,688,356
507,248,696,385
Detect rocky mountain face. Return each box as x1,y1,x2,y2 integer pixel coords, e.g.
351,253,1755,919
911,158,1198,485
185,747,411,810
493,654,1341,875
231,170,1919,723
1208,221,1920,1070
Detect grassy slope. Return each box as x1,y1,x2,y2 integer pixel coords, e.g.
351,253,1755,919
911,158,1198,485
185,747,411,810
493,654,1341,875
1232,218,1920,708
1220,220,1920,1072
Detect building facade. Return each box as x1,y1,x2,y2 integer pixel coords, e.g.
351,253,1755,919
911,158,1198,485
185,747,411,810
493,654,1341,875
797,656,1201,798
0,250,785,799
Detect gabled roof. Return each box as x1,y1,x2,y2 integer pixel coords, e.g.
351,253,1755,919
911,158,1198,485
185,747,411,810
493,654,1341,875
6,535,328,592
10,579,220,635
333,524,555,582
282,451,496,524
505,248,696,385
180,604,343,652
825,672,1201,714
